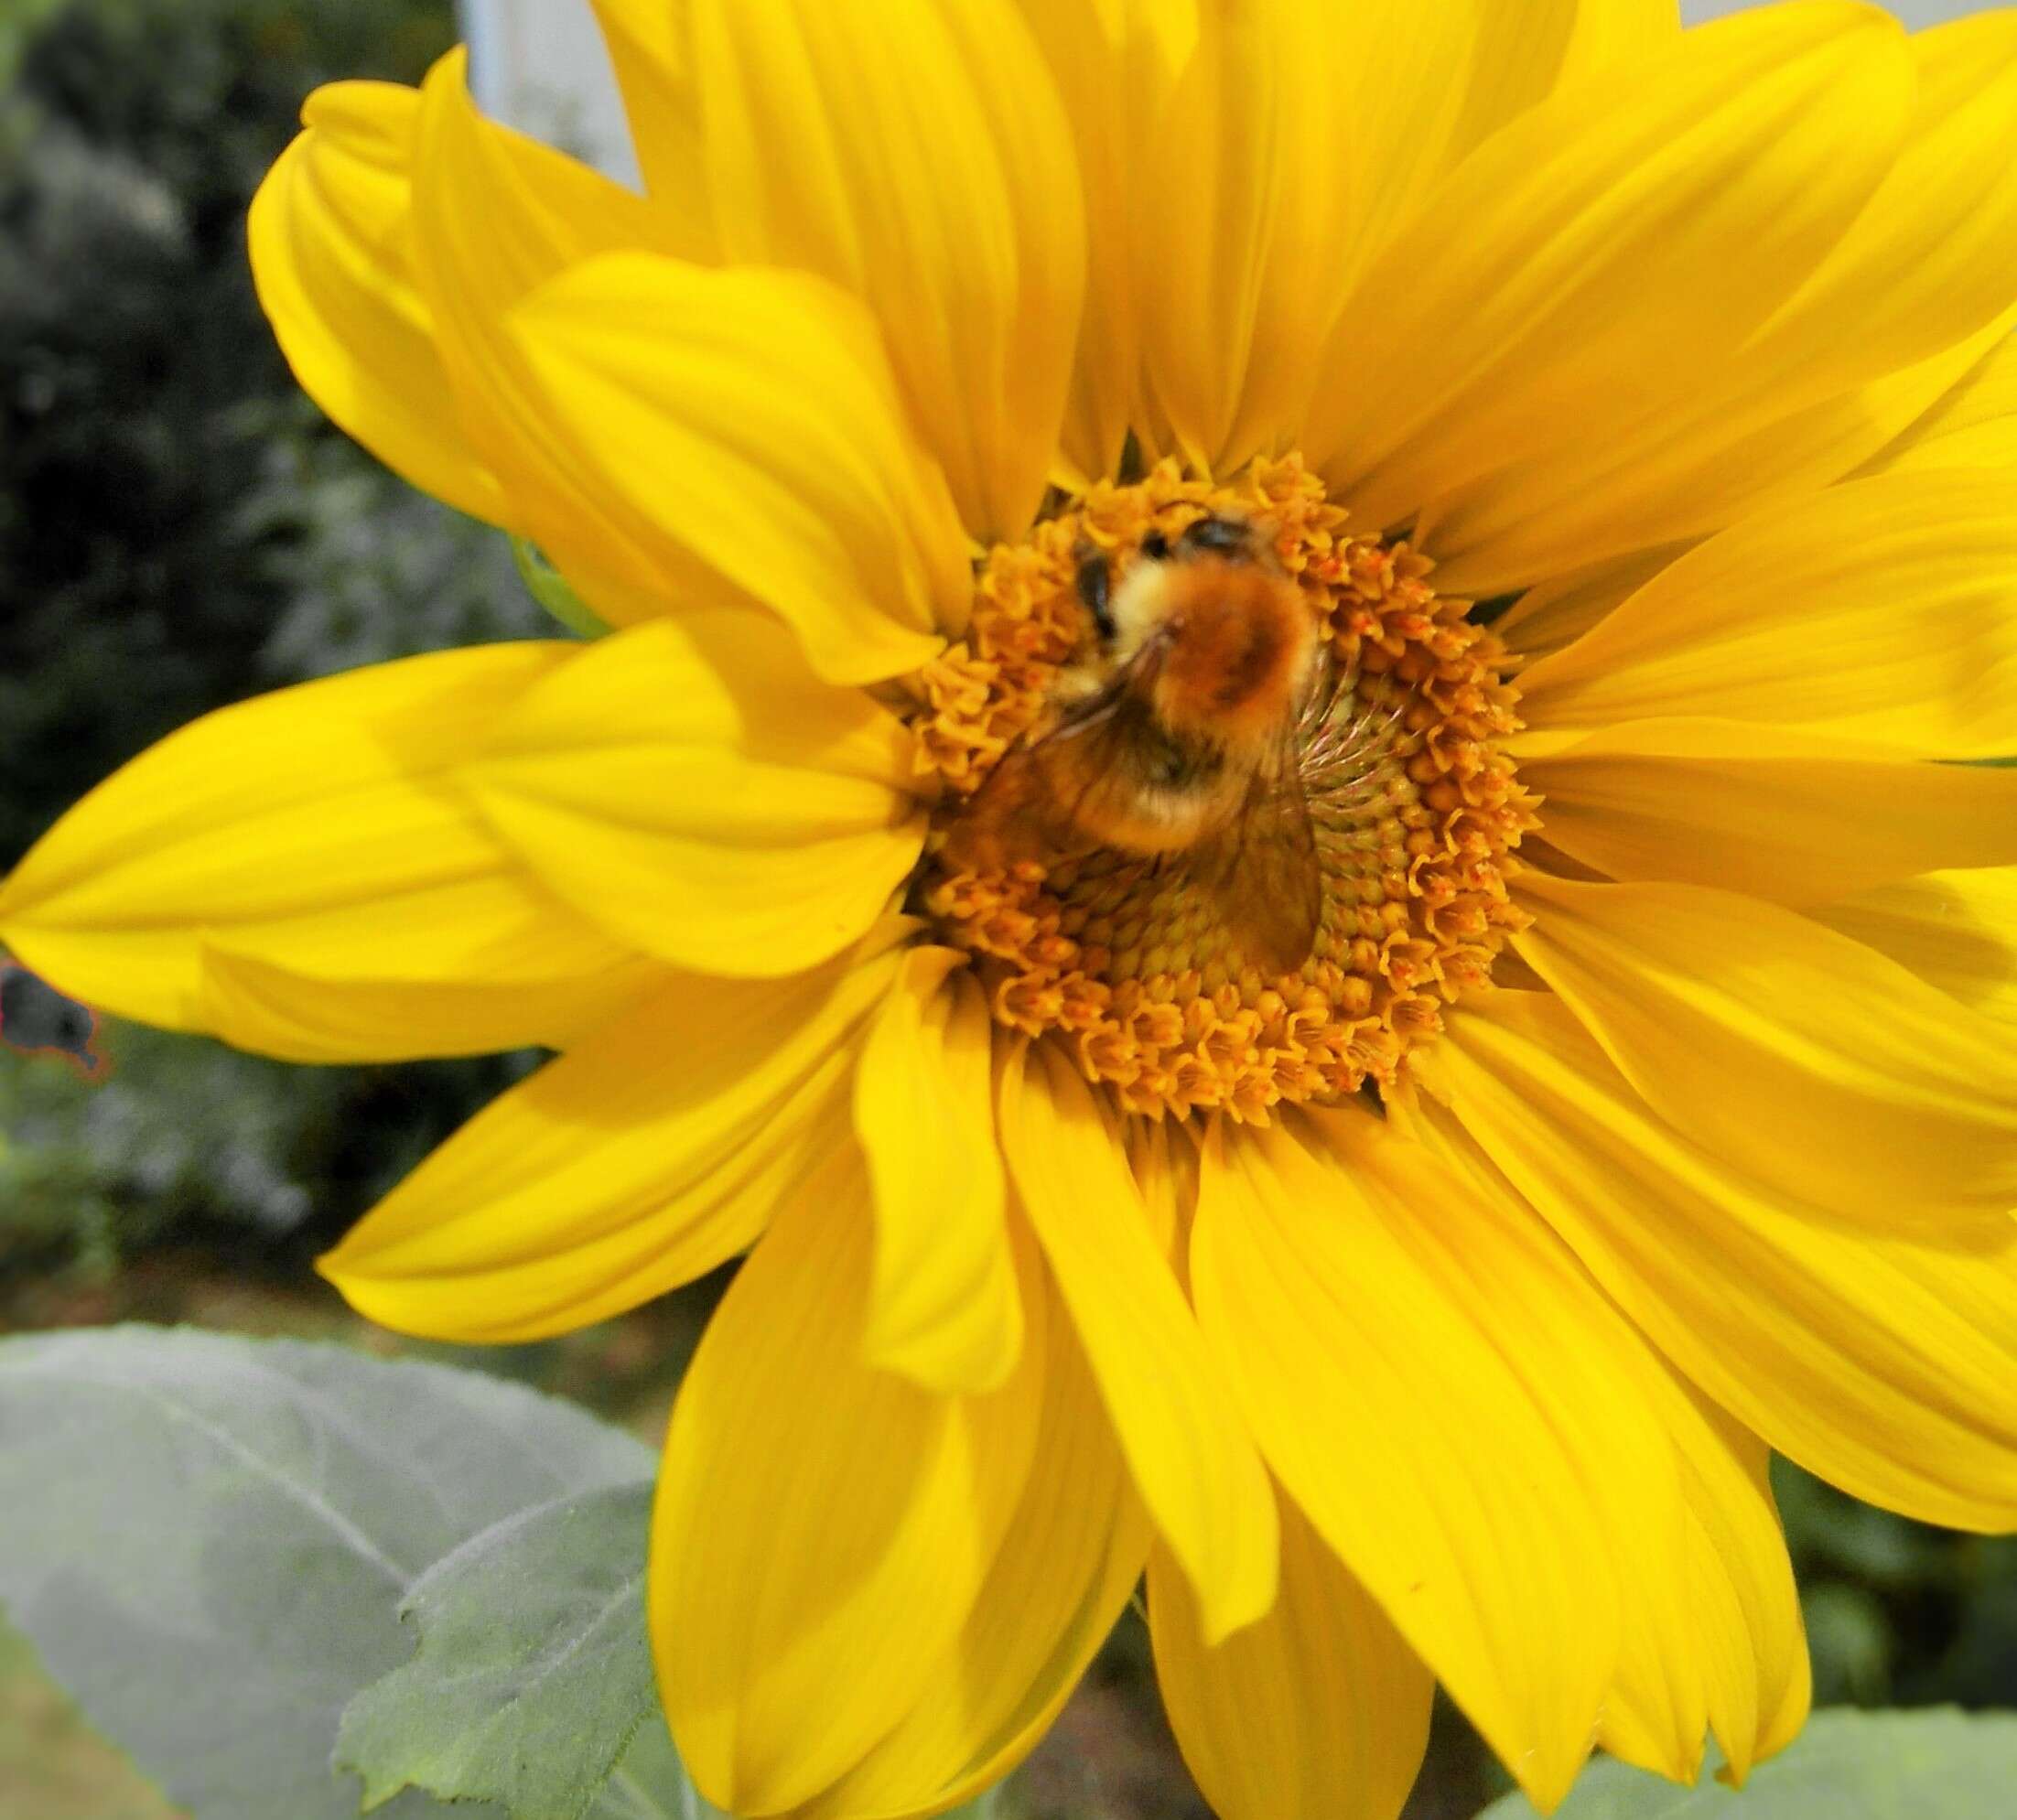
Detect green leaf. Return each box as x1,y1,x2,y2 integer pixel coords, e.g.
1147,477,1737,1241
0,1324,652,1820
1479,1709,2017,1819
513,537,613,640
338,1482,663,1820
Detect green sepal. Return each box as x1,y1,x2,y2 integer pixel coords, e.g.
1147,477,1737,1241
513,537,613,641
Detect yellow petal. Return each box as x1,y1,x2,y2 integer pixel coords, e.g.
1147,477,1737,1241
582,0,717,254
1447,0,1681,170
1015,0,1196,480
1861,329,2017,478
689,0,1084,539
1425,315,2010,598
1129,1114,1196,1270
246,81,504,524
404,49,681,604
1022,0,1677,485
1744,11,2017,393
0,645,596,1038
1305,2,1913,536
1693,1412,1812,1778
1395,1096,1810,1784
1424,989,2017,1529
1516,873,2017,1226
1415,7,2017,596
654,1154,1043,1815
1138,0,1480,478
462,614,925,979
793,1265,1153,1820
1149,1490,1433,1820
505,251,965,681
1517,471,2017,757
1494,544,1692,666
1516,720,2017,905
1613,11,2017,415
856,952,1021,1395
192,892,663,1063
318,939,905,1342
997,1039,1278,1645
1521,0,1682,87
1193,1109,1678,1810
1814,867,2017,1037
1604,1400,1810,1784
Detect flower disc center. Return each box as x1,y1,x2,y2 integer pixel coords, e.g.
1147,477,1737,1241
908,458,1538,1122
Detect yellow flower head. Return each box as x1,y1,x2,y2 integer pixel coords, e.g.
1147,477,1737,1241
7,1,2017,1815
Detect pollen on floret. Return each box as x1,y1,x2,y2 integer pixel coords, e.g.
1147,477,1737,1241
905,457,1541,1124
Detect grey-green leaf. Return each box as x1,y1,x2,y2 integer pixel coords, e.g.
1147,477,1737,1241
0,1324,652,1820
339,1482,663,1820
1480,1708,2017,1819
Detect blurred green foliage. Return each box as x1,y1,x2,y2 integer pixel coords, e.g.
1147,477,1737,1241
1775,1460,2017,1709
1,1013,541,1277
0,0,550,1278
0,0,545,867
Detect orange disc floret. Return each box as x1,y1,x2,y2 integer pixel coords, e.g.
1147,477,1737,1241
907,456,1542,1122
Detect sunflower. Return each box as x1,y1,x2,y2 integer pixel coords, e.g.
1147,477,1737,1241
8,0,2017,1814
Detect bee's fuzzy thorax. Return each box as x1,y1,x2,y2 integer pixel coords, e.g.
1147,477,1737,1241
1113,557,1318,751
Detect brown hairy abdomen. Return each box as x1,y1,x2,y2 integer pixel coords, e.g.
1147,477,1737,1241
1151,564,1313,748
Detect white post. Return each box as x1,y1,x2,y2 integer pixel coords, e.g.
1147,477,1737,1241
456,0,639,186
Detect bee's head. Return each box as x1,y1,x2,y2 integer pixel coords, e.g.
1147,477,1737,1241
1078,512,1274,653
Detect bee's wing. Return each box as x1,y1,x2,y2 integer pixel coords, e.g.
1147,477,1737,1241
1184,737,1323,973
939,680,1138,872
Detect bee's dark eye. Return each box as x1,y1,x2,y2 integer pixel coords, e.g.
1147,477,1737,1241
1075,548,1115,640
1179,514,1251,558
1139,529,1170,561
